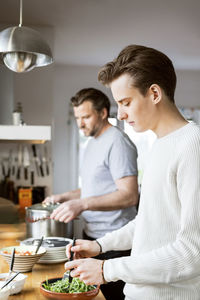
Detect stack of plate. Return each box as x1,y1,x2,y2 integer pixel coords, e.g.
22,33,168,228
20,237,72,264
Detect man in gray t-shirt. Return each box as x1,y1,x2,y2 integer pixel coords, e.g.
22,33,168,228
81,125,138,238
44,87,138,300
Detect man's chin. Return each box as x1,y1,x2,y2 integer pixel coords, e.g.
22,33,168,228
132,126,146,133
82,130,90,136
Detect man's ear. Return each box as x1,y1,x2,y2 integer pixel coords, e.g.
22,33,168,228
149,84,162,105
101,108,108,119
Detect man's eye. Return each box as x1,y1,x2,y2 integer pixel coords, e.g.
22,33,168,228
123,102,129,106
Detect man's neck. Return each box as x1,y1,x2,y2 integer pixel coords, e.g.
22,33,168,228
152,102,188,138
94,120,112,138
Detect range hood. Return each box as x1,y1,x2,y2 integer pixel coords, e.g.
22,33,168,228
0,125,51,144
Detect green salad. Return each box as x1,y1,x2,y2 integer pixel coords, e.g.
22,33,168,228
42,277,96,293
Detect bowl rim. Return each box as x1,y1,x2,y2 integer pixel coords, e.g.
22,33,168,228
0,245,46,256
40,277,99,295
0,273,27,281
21,237,73,251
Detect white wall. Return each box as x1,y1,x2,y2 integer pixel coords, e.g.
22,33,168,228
13,64,54,125
0,66,14,124
175,70,200,107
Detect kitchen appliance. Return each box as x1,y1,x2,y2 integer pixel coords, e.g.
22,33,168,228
25,203,73,239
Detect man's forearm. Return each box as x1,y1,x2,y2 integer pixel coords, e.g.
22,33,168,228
83,189,138,211
60,188,81,202
82,175,138,211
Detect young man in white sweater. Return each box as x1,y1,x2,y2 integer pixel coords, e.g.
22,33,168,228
64,45,200,300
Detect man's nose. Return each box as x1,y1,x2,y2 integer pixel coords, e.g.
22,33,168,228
80,119,85,128
117,109,127,121
77,119,85,128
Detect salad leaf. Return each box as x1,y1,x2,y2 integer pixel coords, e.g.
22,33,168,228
43,277,96,293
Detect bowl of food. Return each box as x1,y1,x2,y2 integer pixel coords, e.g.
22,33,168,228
0,286,10,300
40,277,99,300
0,273,27,295
0,245,46,272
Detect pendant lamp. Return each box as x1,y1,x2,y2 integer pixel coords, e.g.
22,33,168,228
0,0,53,73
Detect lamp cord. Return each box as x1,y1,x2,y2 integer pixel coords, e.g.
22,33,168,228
19,0,23,27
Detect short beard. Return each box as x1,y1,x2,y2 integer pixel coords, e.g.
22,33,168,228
88,127,98,137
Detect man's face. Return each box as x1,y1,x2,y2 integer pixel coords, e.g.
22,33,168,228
110,74,158,133
73,101,104,137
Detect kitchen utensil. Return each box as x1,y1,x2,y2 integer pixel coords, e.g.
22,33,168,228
30,170,34,185
23,146,30,180
0,272,20,291
37,145,44,177
26,216,51,223
44,145,50,176
1,160,6,179
26,203,59,223
16,145,22,180
11,152,16,176
35,236,44,254
30,157,35,185
63,237,76,281
40,277,99,300
25,203,73,238
5,247,15,280
31,144,40,177
6,150,12,178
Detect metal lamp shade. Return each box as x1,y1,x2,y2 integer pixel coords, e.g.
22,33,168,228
0,26,53,73
3,52,37,72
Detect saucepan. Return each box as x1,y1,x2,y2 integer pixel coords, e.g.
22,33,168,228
25,203,73,238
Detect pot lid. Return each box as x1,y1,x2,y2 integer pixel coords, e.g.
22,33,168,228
26,202,59,212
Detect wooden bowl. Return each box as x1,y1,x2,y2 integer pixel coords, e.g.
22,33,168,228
40,277,99,300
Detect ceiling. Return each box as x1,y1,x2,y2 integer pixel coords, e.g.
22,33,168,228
0,0,200,70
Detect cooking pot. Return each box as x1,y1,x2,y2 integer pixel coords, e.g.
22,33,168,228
25,203,73,239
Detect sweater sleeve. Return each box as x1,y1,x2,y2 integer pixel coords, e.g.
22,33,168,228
103,137,200,284
97,219,136,252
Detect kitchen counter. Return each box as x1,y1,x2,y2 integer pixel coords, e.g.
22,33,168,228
0,223,105,300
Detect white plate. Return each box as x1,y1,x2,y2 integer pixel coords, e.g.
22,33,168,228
38,257,68,264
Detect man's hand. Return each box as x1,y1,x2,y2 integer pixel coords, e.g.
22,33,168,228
65,258,105,285
43,194,63,204
50,199,85,223
66,239,101,259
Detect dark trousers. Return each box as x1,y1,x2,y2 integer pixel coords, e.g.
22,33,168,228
83,231,130,300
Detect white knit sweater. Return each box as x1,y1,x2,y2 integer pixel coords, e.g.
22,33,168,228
97,123,200,300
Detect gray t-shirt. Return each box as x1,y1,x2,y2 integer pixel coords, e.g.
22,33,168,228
80,126,138,239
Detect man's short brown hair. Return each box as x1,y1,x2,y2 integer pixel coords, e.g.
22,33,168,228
70,88,110,116
98,45,176,102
